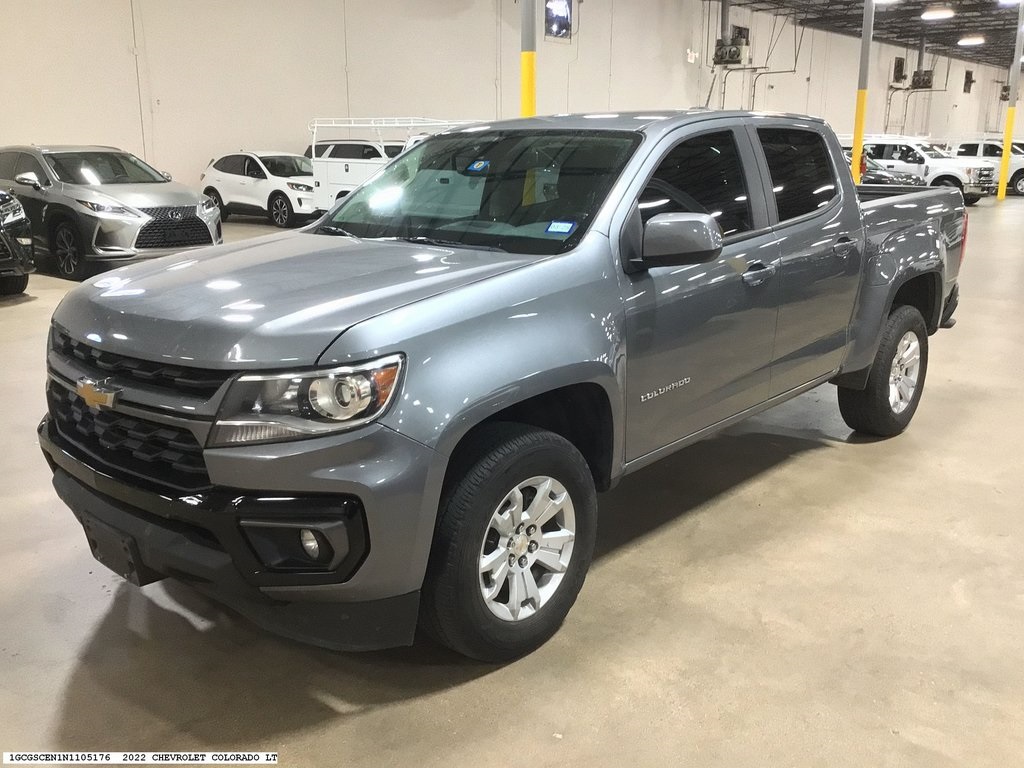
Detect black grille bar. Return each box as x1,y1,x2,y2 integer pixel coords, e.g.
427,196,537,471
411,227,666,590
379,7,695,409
47,380,211,492
135,206,212,249
51,329,230,395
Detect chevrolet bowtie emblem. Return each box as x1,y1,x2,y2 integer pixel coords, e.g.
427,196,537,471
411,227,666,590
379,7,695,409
76,377,121,410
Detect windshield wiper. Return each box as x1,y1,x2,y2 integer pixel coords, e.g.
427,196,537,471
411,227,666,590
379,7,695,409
316,224,356,237
396,236,507,252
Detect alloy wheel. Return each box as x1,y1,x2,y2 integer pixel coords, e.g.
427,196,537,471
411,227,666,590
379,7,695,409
54,227,79,276
272,197,289,226
478,475,576,622
888,331,921,414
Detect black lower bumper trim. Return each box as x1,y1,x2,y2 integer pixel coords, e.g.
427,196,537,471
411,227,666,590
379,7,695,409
52,468,419,651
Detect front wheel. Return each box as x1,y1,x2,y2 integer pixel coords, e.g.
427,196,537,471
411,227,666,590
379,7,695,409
1011,172,1024,196
421,424,597,662
963,195,980,206
837,305,929,437
204,188,228,221
0,274,29,295
50,220,89,280
268,193,294,228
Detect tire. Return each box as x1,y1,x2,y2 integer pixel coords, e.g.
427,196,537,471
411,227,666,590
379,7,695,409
421,423,598,662
1011,172,1024,196
0,274,29,295
50,219,90,280
837,305,929,437
933,177,960,189
204,188,228,221
268,193,294,228
963,195,980,206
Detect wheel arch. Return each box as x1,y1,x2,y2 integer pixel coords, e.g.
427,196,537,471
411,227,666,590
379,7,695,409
931,175,963,188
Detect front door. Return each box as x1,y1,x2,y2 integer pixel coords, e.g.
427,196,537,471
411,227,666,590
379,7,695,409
622,125,781,461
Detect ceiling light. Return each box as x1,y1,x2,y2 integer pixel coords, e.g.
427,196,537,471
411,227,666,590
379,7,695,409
958,35,985,46
921,6,955,19
874,0,900,5
997,0,1021,6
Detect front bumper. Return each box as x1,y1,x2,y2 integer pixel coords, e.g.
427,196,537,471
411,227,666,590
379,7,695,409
80,210,222,262
963,183,993,196
0,218,36,277
38,414,438,650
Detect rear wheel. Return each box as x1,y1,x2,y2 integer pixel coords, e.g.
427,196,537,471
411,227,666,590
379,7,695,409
268,193,294,228
0,274,29,295
837,305,929,437
421,423,597,662
50,220,89,280
963,195,980,206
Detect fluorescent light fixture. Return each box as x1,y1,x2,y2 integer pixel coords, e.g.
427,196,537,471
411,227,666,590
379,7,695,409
921,6,955,19
958,35,985,46
875,0,899,5
997,0,1020,6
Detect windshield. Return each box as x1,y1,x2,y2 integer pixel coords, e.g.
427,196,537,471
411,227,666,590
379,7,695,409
920,143,950,159
46,151,166,184
320,130,641,256
260,155,313,177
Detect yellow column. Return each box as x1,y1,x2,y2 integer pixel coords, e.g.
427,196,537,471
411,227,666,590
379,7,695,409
851,89,868,185
997,106,1017,200
521,51,537,118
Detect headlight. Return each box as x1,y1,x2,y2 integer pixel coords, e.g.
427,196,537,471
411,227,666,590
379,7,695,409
208,354,403,446
76,199,139,217
200,196,219,214
287,182,313,193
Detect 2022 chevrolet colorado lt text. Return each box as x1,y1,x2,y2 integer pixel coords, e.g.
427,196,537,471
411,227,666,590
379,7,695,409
39,111,964,661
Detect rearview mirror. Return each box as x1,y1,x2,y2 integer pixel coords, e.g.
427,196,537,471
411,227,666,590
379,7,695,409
14,172,42,191
642,212,723,267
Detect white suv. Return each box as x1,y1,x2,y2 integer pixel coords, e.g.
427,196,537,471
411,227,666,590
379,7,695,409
853,135,995,205
946,139,1024,195
201,151,316,227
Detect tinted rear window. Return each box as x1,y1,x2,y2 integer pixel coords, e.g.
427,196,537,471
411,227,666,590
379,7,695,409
757,128,837,222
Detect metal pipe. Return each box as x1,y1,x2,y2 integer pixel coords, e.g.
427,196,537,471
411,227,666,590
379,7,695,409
917,35,926,73
997,0,1024,199
520,0,537,117
851,0,875,184
721,0,731,42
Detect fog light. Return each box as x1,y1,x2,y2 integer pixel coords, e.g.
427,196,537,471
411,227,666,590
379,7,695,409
300,528,320,559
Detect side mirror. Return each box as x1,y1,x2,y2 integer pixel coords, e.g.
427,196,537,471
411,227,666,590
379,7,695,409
14,172,42,191
641,212,723,268
161,171,172,181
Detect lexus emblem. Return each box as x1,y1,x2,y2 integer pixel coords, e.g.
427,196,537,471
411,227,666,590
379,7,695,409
169,209,185,221
76,377,121,410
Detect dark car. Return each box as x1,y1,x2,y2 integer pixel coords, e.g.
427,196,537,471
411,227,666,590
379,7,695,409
0,190,35,295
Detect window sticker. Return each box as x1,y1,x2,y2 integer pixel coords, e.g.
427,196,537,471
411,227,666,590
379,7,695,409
466,160,490,173
546,220,577,235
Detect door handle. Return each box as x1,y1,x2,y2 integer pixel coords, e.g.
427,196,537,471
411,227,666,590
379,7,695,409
834,238,858,259
742,261,777,287
345,163,350,172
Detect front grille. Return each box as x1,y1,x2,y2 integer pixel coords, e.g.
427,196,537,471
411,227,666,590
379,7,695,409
977,168,995,182
135,206,212,249
47,380,210,492
51,329,230,395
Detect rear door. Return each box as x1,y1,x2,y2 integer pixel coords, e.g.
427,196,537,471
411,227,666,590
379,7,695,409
621,120,781,460
210,155,247,205
752,122,865,395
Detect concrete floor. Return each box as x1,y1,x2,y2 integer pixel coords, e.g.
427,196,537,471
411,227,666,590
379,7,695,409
1,203,1022,766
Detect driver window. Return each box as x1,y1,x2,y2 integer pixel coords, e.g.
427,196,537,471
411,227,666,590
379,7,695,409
896,145,923,164
639,131,752,237
244,157,265,179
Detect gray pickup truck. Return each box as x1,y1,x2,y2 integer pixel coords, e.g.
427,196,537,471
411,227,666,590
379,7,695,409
39,111,964,661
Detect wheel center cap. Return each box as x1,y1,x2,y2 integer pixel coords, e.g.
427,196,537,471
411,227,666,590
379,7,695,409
510,534,529,558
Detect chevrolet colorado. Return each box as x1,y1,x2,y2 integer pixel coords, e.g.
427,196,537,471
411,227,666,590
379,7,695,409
39,111,965,661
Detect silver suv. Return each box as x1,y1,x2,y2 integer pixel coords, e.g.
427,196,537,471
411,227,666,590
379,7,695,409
0,145,222,279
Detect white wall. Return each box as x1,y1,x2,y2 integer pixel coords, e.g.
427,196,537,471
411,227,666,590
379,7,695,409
3,0,1019,185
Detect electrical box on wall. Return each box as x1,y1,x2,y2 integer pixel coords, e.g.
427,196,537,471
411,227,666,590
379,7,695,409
1000,85,1011,102
963,70,975,94
714,33,750,66
892,57,907,85
911,70,934,90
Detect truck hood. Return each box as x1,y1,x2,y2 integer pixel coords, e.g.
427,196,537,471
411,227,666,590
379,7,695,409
65,181,205,209
52,232,541,368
